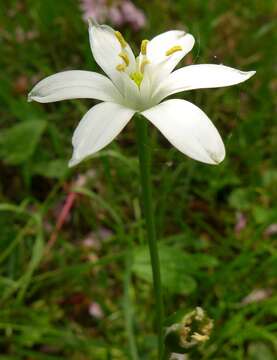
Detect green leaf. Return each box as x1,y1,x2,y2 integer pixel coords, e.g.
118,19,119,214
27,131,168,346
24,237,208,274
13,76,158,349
247,342,276,360
228,188,253,210
133,244,218,295
32,159,69,179
133,245,197,295
0,120,47,165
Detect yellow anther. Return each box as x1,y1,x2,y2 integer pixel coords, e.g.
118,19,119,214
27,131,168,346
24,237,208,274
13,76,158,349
165,45,182,56
191,332,209,343
140,39,149,55
140,59,150,73
116,64,126,72
119,52,130,66
115,31,127,48
130,71,143,87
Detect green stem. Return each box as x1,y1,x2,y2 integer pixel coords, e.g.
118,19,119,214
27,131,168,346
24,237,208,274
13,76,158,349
134,114,164,359
124,249,139,360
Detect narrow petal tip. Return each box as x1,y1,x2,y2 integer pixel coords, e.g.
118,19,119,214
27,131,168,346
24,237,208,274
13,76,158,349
68,157,79,168
27,93,33,102
209,149,225,165
88,17,98,28
239,69,256,82
247,70,256,78
206,139,226,165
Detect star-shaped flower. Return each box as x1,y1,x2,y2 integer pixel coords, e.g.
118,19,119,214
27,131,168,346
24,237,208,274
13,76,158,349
28,21,255,167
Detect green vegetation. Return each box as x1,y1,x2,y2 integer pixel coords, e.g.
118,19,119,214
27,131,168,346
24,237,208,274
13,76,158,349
0,0,276,359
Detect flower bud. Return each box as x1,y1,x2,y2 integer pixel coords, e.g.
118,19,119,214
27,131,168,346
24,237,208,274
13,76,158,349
165,307,213,354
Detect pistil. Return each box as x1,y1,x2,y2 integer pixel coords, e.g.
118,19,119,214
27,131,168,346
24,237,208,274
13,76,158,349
130,71,143,87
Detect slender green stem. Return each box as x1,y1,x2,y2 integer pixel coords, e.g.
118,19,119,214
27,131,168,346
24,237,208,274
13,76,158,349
134,114,164,359
124,250,139,360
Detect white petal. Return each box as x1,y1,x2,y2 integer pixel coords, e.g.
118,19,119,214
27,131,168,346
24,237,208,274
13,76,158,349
147,30,194,65
28,70,122,103
120,72,141,110
155,64,256,101
147,31,194,71
146,30,186,63
141,99,225,164
140,73,153,108
143,31,195,93
69,102,135,166
89,23,136,88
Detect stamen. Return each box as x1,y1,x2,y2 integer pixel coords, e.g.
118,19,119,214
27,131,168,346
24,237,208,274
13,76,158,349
115,31,127,48
140,59,150,73
119,52,130,66
116,64,126,72
140,39,149,55
165,45,182,56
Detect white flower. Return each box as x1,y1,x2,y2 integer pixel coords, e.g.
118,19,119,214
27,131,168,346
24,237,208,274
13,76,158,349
28,20,255,167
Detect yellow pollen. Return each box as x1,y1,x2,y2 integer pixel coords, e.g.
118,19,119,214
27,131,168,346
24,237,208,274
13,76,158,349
116,64,126,72
165,45,182,56
115,31,127,48
130,71,143,87
140,39,149,55
119,52,130,66
140,59,150,73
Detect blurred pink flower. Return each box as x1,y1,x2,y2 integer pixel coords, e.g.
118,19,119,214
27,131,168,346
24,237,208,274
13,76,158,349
235,211,247,234
79,0,146,31
120,0,146,31
80,0,107,23
88,302,104,319
108,5,123,25
241,288,272,305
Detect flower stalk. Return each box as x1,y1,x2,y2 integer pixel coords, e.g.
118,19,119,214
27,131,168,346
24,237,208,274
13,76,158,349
134,114,164,359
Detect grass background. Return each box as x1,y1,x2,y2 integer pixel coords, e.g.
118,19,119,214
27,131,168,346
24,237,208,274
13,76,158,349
0,0,276,359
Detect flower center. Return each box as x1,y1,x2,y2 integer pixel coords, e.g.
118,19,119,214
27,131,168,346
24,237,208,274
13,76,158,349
114,31,183,89
115,31,150,88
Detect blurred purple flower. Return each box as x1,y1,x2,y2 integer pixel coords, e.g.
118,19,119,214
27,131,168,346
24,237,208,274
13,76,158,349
241,288,272,305
80,0,107,23
120,0,146,31
79,0,146,31
235,211,247,234
88,302,104,319
108,5,123,25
